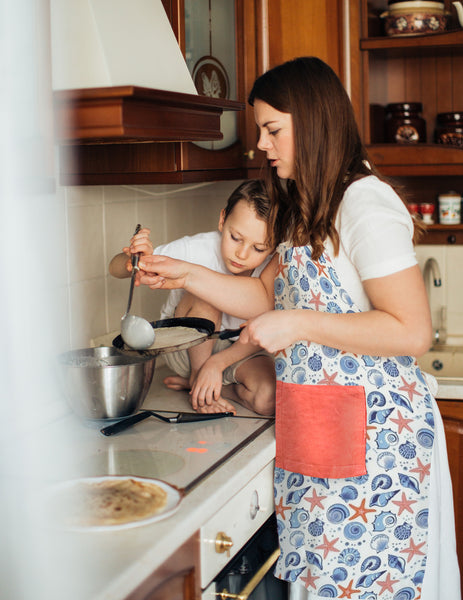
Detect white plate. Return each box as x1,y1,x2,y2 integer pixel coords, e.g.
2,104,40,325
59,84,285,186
41,475,183,532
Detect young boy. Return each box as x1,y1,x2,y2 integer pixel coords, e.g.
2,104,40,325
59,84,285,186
109,180,276,416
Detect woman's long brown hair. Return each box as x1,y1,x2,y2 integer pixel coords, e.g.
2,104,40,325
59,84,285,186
248,57,423,260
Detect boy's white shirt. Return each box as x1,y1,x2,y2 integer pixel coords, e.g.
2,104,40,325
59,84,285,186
154,230,271,330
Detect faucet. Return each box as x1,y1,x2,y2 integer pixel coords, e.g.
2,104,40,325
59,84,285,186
423,258,447,345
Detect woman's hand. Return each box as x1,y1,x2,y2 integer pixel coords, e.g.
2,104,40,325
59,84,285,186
240,310,301,354
137,255,191,289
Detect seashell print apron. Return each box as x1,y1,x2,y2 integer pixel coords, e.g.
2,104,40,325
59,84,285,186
272,242,435,599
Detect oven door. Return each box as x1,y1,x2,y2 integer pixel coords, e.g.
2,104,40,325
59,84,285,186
202,515,288,600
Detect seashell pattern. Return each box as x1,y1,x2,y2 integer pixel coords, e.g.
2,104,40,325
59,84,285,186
318,584,338,597
371,474,392,490
339,485,358,501
373,511,397,531
344,521,366,540
361,555,381,572
331,567,348,583
375,428,398,449
271,242,435,596
327,503,350,523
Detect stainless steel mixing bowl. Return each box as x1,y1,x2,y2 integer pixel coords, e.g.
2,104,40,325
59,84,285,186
58,347,156,420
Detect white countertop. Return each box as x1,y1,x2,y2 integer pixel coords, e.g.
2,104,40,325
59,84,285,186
16,364,276,600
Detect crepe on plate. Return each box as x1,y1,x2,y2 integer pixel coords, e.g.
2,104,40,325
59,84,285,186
54,477,168,527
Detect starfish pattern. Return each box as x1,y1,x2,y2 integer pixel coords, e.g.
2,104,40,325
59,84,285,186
348,498,376,523
276,347,288,359
315,534,340,558
315,261,329,278
391,491,417,515
400,538,426,562
299,569,319,589
293,249,305,268
390,409,414,433
410,457,431,483
376,572,400,595
398,375,423,402
366,424,376,441
304,488,327,510
338,579,361,598
308,290,326,311
318,369,340,385
274,496,291,520
275,260,287,278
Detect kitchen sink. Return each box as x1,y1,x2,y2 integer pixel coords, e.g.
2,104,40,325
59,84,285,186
417,345,463,380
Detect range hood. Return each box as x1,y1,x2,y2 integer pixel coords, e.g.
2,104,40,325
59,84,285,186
50,0,243,144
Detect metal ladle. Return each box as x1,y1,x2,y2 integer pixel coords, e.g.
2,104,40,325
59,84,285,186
120,225,155,350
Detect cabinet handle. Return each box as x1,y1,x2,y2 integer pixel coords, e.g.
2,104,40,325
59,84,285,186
215,532,233,556
216,548,280,599
244,149,255,160
447,234,457,244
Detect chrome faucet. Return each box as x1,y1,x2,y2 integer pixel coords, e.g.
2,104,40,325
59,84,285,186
423,258,447,345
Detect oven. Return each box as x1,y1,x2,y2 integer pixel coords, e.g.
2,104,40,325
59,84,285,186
201,461,288,600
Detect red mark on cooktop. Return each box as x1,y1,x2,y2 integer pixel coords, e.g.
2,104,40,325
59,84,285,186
186,447,208,453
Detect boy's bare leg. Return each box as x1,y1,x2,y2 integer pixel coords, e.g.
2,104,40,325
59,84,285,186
163,291,220,391
221,354,276,416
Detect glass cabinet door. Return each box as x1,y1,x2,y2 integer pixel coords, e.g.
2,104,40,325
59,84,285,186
184,0,238,150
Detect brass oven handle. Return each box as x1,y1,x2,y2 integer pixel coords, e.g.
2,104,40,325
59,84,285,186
216,548,280,600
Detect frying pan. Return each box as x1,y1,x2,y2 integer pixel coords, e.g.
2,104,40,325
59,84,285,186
112,316,242,356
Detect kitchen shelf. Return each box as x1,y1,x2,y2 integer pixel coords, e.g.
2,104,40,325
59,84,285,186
360,29,463,57
54,85,244,143
421,224,463,244
367,144,463,176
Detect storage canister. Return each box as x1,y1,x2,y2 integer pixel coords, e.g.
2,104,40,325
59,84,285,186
385,102,426,144
438,191,461,224
435,112,463,148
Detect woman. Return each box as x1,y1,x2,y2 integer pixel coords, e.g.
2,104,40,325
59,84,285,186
137,57,460,599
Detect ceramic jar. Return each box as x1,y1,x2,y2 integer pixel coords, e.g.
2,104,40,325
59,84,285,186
385,102,426,143
438,191,461,224
435,112,463,148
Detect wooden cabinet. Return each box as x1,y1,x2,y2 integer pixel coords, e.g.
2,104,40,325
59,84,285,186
349,0,463,244
125,532,201,600
58,0,345,185
437,399,463,592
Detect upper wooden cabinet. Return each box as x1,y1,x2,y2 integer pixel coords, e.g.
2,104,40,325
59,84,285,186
57,0,345,185
349,0,463,243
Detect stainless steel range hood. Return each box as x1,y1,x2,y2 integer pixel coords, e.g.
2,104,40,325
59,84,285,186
50,0,243,144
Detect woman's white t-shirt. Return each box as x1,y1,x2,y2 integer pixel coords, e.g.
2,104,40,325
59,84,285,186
326,175,417,311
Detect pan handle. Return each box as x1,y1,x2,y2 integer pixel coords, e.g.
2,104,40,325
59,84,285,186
216,327,243,340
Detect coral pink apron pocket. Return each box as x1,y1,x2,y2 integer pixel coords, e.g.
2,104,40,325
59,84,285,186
275,381,367,478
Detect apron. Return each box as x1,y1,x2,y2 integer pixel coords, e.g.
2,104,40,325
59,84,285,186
273,243,435,599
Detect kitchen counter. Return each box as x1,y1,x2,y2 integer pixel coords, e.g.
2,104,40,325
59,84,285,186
435,378,463,401
16,364,276,600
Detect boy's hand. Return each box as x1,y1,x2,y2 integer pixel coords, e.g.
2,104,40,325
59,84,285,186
123,227,153,262
190,357,224,408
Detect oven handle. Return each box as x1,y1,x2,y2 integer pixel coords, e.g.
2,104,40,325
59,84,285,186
216,548,280,600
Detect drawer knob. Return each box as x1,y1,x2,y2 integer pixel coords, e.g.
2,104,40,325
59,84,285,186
215,532,233,556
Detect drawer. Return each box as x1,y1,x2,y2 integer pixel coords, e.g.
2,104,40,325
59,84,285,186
199,460,275,588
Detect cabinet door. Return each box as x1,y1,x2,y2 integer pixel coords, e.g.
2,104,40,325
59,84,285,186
437,400,463,593
125,532,200,600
